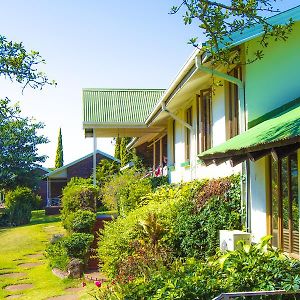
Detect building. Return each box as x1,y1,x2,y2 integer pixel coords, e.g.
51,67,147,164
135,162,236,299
44,150,119,207
82,6,300,257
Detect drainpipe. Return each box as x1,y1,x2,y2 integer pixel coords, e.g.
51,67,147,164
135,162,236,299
161,102,195,181
195,56,249,231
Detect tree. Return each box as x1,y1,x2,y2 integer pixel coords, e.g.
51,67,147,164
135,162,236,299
119,137,132,167
0,98,48,190
170,1,294,66
0,35,55,90
114,136,121,160
55,128,64,168
0,35,53,190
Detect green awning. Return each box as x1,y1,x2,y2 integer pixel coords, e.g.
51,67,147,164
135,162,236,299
199,100,300,165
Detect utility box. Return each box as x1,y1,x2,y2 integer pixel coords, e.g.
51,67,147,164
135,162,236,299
220,230,251,252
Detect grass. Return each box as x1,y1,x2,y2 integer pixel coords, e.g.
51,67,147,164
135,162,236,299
0,210,92,299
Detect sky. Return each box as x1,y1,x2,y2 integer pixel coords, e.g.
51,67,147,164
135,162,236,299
0,0,299,168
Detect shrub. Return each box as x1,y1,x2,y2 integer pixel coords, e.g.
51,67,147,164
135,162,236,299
65,210,96,234
5,187,40,226
94,237,300,300
45,237,70,271
169,175,242,258
46,232,94,270
101,169,152,215
61,180,98,228
63,233,94,261
98,183,194,277
98,176,242,278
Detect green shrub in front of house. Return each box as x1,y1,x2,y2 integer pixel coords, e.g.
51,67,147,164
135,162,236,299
61,178,98,229
45,232,93,271
101,169,152,215
94,236,300,299
65,209,96,234
4,187,41,226
98,175,242,278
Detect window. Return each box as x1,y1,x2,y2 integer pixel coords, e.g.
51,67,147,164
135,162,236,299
268,152,299,257
226,66,242,139
199,89,212,152
185,107,192,161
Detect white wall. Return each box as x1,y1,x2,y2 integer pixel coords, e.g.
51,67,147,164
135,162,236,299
168,86,241,183
249,158,268,242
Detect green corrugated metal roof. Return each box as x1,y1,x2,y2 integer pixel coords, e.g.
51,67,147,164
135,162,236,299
83,89,165,125
199,100,300,160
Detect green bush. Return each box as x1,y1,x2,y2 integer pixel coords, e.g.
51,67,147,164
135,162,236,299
45,237,70,271
98,176,242,278
63,232,94,261
95,237,300,300
61,179,98,229
101,169,152,215
65,209,96,234
5,187,40,226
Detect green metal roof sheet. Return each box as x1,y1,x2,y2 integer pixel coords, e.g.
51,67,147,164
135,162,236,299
83,89,165,125
199,100,300,160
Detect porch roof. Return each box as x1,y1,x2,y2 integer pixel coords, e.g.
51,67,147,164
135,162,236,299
199,98,300,165
83,88,165,126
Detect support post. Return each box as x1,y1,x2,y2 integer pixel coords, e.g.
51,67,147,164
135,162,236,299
93,129,97,186
46,178,49,207
159,138,163,166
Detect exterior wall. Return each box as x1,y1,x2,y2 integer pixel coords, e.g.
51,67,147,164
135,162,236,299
249,158,268,243
245,22,300,122
245,22,300,243
168,87,241,184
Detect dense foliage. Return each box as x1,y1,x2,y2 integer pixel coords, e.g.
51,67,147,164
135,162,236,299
46,233,93,271
0,98,48,190
95,236,300,299
98,175,242,278
101,170,152,214
4,187,41,226
61,178,98,229
65,209,96,234
55,127,63,168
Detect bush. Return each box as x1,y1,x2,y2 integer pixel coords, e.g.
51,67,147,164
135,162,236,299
5,187,40,226
45,237,70,271
98,176,242,278
65,210,96,234
101,170,152,215
46,232,93,270
95,237,300,300
61,179,98,228
63,233,94,261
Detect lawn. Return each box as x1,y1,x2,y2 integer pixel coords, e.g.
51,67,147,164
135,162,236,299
0,210,91,299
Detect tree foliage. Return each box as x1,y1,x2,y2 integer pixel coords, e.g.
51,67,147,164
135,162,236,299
55,127,64,168
0,98,48,190
171,0,294,65
0,35,55,90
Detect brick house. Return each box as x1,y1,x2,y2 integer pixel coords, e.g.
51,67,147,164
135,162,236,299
44,150,119,207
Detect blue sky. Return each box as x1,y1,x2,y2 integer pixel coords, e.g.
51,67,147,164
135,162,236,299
0,0,298,167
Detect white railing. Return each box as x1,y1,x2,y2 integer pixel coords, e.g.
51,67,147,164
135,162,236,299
47,197,61,207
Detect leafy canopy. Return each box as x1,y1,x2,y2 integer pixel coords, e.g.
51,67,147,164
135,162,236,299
0,35,55,90
0,98,48,190
171,0,294,65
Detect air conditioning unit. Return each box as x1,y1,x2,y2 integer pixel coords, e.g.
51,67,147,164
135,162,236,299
220,230,251,252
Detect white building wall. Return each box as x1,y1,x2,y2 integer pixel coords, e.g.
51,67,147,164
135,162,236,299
168,86,241,183
249,158,268,243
